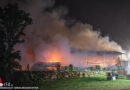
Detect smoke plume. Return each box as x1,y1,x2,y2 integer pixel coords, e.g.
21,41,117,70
11,0,125,69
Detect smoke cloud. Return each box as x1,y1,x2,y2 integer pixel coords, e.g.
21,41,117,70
11,0,125,69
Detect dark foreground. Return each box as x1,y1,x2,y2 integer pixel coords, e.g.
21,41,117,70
39,76,130,90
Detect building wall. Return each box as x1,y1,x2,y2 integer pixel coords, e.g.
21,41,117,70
82,54,120,67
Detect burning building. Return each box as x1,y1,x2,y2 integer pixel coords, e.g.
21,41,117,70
30,49,123,71
31,62,61,71
71,50,123,68
14,0,127,71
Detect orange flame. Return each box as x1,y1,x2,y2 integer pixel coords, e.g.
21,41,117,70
44,50,68,66
47,67,57,71
48,52,61,63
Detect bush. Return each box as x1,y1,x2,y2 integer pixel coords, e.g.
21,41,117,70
118,75,126,79
69,64,73,71
96,65,101,70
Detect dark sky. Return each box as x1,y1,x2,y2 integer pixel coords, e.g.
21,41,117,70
55,0,130,50
1,0,130,50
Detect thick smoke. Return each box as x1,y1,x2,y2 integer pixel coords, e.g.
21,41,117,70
13,0,125,69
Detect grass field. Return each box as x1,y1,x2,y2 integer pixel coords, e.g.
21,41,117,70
39,76,130,90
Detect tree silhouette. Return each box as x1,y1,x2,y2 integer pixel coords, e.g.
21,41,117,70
0,3,32,81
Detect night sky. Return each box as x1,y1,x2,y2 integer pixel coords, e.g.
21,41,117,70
55,0,130,50
0,0,130,50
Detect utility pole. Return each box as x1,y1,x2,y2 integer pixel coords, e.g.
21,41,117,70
103,54,106,67
86,55,88,66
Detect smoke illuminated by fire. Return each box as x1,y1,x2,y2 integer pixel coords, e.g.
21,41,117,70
26,48,34,59
11,0,127,70
43,50,68,66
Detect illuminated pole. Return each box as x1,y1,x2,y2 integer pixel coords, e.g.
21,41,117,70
103,54,106,67
121,54,122,61
86,55,87,66
81,58,82,67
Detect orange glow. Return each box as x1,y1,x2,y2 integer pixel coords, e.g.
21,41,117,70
48,53,60,63
47,67,57,71
45,50,68,66
26,48,34,59
83,54,119,67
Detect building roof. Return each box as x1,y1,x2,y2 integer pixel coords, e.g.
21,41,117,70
71,49,123,55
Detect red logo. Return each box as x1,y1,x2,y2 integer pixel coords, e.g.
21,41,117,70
0,77,3,87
